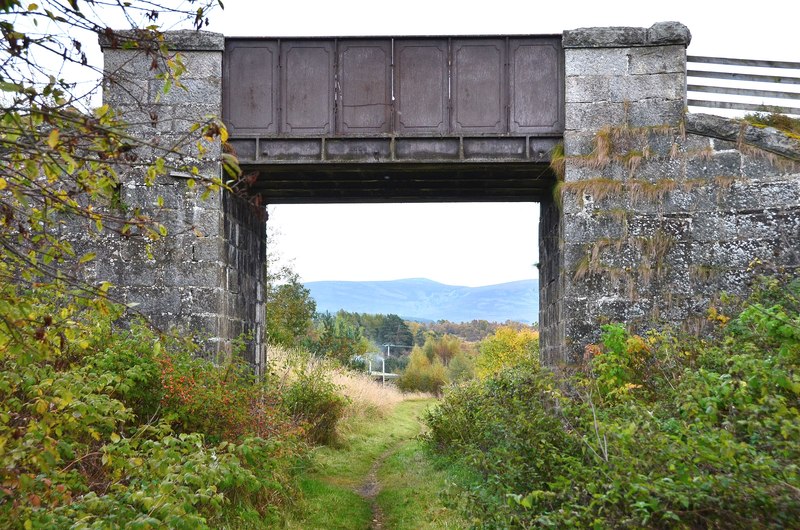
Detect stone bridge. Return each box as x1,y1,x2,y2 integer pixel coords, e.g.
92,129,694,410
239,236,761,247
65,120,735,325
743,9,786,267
99,22,800,371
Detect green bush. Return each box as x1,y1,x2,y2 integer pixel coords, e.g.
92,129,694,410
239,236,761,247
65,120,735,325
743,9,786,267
282,370,349,446
0,282,306,529
425,275,800,528
474,326,539,379
397,346,448,394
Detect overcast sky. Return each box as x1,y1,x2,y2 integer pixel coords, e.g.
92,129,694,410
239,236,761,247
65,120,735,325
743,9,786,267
202,0,798,287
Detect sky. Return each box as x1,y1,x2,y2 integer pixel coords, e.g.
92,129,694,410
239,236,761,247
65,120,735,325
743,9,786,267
199,1,797,287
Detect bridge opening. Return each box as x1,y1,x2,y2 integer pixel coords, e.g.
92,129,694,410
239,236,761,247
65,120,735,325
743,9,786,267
264,200,555,379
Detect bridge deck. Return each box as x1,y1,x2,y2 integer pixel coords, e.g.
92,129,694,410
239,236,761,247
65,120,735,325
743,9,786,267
223,35,564,203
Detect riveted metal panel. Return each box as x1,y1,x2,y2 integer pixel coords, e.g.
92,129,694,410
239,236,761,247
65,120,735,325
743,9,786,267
451,39,507,134
260,139,322,161
395,138,460,159
395,39,448,134
326,138,392,160
281,41,335,135
223,40,278,135
337,40,392,134
464,138,526,159
510,38,564,133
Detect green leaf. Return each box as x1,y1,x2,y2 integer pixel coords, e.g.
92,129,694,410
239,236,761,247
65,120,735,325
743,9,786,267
0,81,22,92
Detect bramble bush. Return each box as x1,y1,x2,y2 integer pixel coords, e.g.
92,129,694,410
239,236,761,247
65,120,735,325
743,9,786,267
0,279,310,529
425,275,800,528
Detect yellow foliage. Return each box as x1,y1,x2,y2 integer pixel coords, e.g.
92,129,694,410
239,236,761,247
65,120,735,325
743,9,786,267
475,327,539,379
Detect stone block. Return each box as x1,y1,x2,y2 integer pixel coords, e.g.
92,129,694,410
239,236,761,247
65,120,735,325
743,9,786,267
126,287,182,316
646,22,692,46
164,265,223,289
685,151,742,180
676,134,715,155
565,48,629,76
629,157,684,182
562,213,625,244
151,78,222,106
117,104,176,133
180,51,223,79
104,50,161,78
757,179,800,208
181,287,223,316
563,27,647,49
716,181,762,211
626,99,685,128
565,164,625,182
565,75,612,103
691,212,738,242
188,207,223,234
737,210,786,241
566,72,683,104
187,315,221,338
627,45,686,74
565,101,627,131
711,138,738,152
742,153,799,178
103,76,149,106
118,259,164,287
712,239,773,269
563,131,597,156
611,72,685,102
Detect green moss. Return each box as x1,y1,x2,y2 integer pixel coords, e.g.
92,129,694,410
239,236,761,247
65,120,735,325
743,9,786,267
743,112,800,138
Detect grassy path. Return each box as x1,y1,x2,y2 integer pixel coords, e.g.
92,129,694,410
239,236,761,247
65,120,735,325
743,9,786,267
285,399,466,530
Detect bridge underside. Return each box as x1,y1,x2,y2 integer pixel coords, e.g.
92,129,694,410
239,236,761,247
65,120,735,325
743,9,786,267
231,135,561,203
243,161,557,203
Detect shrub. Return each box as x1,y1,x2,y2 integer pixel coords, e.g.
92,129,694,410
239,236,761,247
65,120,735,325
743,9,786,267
447,351,475,383
425,275,800,528
0,283,306,529
474,326,539,379
397,346,447,394
282,370,349,446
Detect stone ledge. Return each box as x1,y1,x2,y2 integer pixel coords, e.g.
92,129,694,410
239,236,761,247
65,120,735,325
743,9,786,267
563,22,691,49
685,113,800,161
100,29,224,52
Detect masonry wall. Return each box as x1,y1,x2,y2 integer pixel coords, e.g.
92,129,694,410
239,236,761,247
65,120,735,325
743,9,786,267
550,22,800,364
98,31,266,369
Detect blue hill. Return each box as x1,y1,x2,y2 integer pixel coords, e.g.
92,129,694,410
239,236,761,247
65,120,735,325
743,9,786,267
305,278,539,323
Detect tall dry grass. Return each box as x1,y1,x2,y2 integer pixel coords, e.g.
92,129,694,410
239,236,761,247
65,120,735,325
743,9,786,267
266,344,431,424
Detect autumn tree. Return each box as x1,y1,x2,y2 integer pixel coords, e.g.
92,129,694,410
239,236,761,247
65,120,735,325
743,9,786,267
474,326,539,379
0,0,231,295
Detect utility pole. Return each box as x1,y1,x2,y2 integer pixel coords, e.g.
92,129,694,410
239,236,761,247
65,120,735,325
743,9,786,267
384,343,412,358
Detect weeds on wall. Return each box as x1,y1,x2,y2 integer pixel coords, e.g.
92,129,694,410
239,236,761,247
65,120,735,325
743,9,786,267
552,118,799,308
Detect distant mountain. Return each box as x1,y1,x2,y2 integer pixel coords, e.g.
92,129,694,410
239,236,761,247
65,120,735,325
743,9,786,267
305,278,539,323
